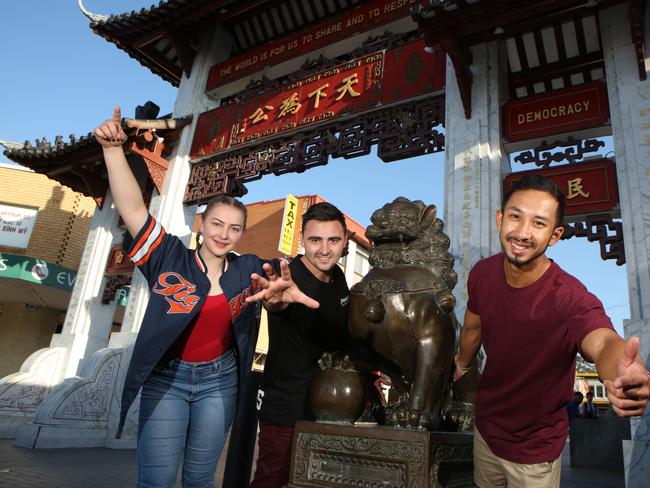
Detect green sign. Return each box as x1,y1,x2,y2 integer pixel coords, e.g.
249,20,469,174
116,286,130,307
0,253,77,291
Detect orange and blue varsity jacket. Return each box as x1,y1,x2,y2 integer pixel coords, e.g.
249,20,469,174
116,214,277,437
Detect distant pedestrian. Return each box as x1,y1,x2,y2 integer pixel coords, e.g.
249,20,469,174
567,391,584,420
580,391,599,419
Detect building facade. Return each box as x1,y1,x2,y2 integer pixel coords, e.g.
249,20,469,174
0,163,96,435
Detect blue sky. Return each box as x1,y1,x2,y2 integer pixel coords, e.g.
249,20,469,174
0,1,630,335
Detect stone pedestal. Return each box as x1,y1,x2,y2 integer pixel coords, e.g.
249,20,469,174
287,421,473,488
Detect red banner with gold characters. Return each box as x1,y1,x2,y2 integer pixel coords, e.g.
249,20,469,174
191,38,445,160
206,0,425,91
381,42,445,104
105,244,134,276
503,160,619,217
503,82,609,142
190,104,237,159
231,53,383,147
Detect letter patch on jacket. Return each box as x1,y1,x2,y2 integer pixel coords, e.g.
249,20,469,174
153,272,200,314
229,282,262,322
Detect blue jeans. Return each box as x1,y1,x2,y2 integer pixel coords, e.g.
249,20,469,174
137,349,238,488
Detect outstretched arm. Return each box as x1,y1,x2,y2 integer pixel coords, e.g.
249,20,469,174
453,309,482,382
246,261,319,310
581,329,649,416
93,106,148,238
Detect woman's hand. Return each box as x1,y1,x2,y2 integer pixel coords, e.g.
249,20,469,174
94,106,127,148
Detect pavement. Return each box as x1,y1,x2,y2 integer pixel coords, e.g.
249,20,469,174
0,437,624,487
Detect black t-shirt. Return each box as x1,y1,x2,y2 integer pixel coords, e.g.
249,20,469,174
259,255,350,426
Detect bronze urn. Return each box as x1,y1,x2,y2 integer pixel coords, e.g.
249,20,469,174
310,354,366,424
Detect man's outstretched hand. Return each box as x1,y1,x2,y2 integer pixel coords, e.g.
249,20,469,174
246,261,319,310
605,336,650,417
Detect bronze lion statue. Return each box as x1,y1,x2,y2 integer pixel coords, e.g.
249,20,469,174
348,197,476,430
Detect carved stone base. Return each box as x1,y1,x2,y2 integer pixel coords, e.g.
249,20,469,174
287,421,473,488
14,348,123,449
0,347,68,438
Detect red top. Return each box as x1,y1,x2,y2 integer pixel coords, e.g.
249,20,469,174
467,253,612,463
174,293,233,362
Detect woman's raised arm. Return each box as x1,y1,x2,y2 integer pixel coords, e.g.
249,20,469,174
94,106,148,238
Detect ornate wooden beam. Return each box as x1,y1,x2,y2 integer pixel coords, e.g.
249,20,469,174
165,26,196,79
513,138,605,167
414,0,592,45
184,96,445,202
133,42,186,83
124,116,192,194
562,215,625,265
441,35,473,119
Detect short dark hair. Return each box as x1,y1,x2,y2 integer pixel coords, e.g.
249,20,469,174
502,174,565,227
302,202,346,234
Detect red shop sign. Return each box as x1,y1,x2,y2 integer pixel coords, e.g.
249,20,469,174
503,82,609,142
503,159,619,217
206,0,425,92
105,244,134,276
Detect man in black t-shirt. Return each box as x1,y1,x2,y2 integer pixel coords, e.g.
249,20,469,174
250,202,350,488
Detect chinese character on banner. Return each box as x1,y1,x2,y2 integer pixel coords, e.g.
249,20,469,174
566,177,590,199
308,83,329,108
249,105,274,125
503,160,618,217
335,74,361,101
278,93,302,118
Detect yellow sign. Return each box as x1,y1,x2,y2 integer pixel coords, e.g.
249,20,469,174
278,194,299,255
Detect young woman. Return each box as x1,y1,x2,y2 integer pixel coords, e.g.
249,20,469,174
94,107,317,488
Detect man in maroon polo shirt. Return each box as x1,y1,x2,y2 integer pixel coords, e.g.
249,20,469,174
453,174,650,487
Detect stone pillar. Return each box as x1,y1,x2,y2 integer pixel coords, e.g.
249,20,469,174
444,41,509,317
50,192,121,377
105,25,236,444
599,5,650,486
10,195,124,446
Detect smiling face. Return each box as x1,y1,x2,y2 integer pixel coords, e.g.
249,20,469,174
200,203,246,259
497,189,564,268
301,219,347,282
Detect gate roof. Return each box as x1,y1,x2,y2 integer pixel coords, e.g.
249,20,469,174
84,0,370,86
